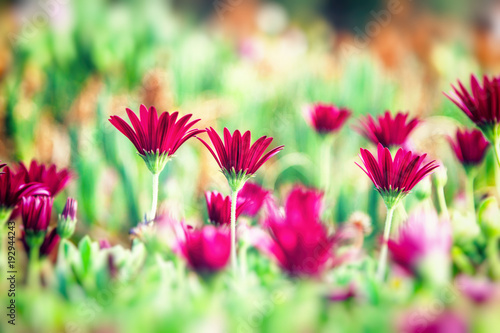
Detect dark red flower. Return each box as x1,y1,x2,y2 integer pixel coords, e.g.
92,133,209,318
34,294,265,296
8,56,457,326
20,196,53,233
304,103,351,134
179,225,231,273
257,186,335,276
449,128,490,168
197,128,284,191
356,111,419,148
18,161,71,197
356,144,438,207
445,75,500,139
109,105,203,174
238,182,271,217
205,191,246,226
0,167,49,212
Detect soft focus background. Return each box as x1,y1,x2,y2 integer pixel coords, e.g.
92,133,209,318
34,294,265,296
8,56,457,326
1,0,500,332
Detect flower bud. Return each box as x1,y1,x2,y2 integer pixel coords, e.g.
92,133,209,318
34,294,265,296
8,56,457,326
434,164,448,188
57,198,77,239
414,177,432,201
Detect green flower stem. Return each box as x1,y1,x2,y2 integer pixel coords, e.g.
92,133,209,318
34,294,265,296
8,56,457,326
436,183,449,221
487,235,500,280
493,137,500,169
239,239,249,279
28,245,41,289
230,189,240,274
465,169,477,217
319,136,333,198
376,205,396,282
150,173,159,221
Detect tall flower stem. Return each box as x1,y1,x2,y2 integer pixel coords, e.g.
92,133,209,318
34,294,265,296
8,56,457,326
436,183,449,221
28,245,41,289
376,205,396,282
486,235,500,280
230,189,240,274
319,136,333,198
150,173,159,221
465,169,477,216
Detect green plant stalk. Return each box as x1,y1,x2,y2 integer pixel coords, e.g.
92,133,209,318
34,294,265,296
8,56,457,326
239,239,249,279
230,189,240,274
150,173,159,221
28,245,41,289
465,170,476,217
436,183,449,221
376,205,396,282
487,235,500,280
320,136,333,198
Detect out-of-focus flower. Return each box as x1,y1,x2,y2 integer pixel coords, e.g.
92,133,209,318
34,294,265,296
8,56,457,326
238,182,271,217
178,225,231,274
400,311,468,333
99,239,112,249
256,186,335,277
445,74,500,142
356,111,419,148
57,198,78,239
456,274,497,304
197,128,284,191
449,128,490,169
347,212,372,235
109,105,203,174
356,144,438,208
388,210,452,284
38,229,60,258
0,167,50,221
0,161,6,173
304,103,351,135
18,161,71,197
205,191,246,226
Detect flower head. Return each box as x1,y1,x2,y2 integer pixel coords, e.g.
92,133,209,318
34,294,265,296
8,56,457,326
57,197,78,239
109,105,203,174
197,128,284,191
357,111,419,148
388,210,452,281
449,128,490,168
20,196,53,249
257,186,335,276
445,75,500,140
18,161,71,197
400,311,468,333
456,274,497,305
178,225,231,274
356,144,438,208
205,191,246,226
304,103,351,135
238,182,271,217
0,167,49,215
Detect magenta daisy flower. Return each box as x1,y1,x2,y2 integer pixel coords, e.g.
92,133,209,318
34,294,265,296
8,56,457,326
178,225,231,274
445,75,500,141
109,104,203,174
388,210,452,281
257,186,336,276
198,128,284,191
18,161,71,197
198,127,284,271
20,196,53,254
205,191,246,226
0,167,50,222
356,111,419,148
238,182,271,217
356,144,438,208
449,128,490,169
304,103,351,135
